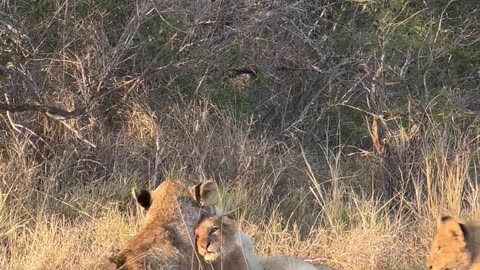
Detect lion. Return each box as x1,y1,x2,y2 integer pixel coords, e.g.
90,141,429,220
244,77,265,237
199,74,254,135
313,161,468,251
195,214,251,270
427,216,480,270
195,215,333,270
106,179,221,270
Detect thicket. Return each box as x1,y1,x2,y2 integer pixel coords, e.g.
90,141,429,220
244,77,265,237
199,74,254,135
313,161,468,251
0,1,479,269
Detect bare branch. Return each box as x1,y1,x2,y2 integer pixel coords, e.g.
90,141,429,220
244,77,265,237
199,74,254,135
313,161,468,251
57,120,96,148
0,103,86,120
1,100,95,148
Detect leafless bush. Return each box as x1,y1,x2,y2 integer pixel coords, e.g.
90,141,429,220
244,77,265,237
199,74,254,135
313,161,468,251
0,0,479,269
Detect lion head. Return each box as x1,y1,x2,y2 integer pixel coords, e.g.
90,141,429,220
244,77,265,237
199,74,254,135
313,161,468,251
109,179,220,270
195,215,240,263
427,216,472,270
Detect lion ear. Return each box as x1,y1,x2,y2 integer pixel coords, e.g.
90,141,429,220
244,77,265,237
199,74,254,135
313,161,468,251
459,223,468,240
440,215,453,222
133,188,152,210
221,214,238,229
223,211,236,221
440,216,468,245
438,216,453,229
450,223,468,245
191,181,219,206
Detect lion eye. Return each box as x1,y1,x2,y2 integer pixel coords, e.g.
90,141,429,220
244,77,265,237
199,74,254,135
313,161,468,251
210,227,219,234
436,246,442,253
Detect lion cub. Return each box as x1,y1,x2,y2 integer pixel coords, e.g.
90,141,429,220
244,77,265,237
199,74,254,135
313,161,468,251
427,216,480,270
195,215,332,270
195,214,251,270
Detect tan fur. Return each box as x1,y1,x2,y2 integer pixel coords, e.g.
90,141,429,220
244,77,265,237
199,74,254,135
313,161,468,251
195,215,250,270
108,179,219,270
195,215,332,270
427,216,480,270
260,256,332,270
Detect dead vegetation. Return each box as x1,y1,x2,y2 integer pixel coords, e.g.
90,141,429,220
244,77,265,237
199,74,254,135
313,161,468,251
0,0,479,269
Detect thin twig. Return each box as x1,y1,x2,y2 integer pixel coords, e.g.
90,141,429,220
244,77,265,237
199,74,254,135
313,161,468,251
58,120,96,148
0,103,86,120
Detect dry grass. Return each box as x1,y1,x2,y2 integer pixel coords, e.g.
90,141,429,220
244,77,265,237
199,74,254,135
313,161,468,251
1,0,479,269
0,106,479,270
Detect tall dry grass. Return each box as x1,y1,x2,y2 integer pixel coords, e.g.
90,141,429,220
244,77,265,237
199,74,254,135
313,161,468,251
1,100,479,270
1,0,479,269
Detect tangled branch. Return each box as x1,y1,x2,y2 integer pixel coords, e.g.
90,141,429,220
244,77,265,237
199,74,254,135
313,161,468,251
0,103,86,120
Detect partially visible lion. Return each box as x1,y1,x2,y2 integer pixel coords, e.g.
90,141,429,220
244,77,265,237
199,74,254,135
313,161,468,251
427,216,480,270
195,215,333,270
104,179,221,270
